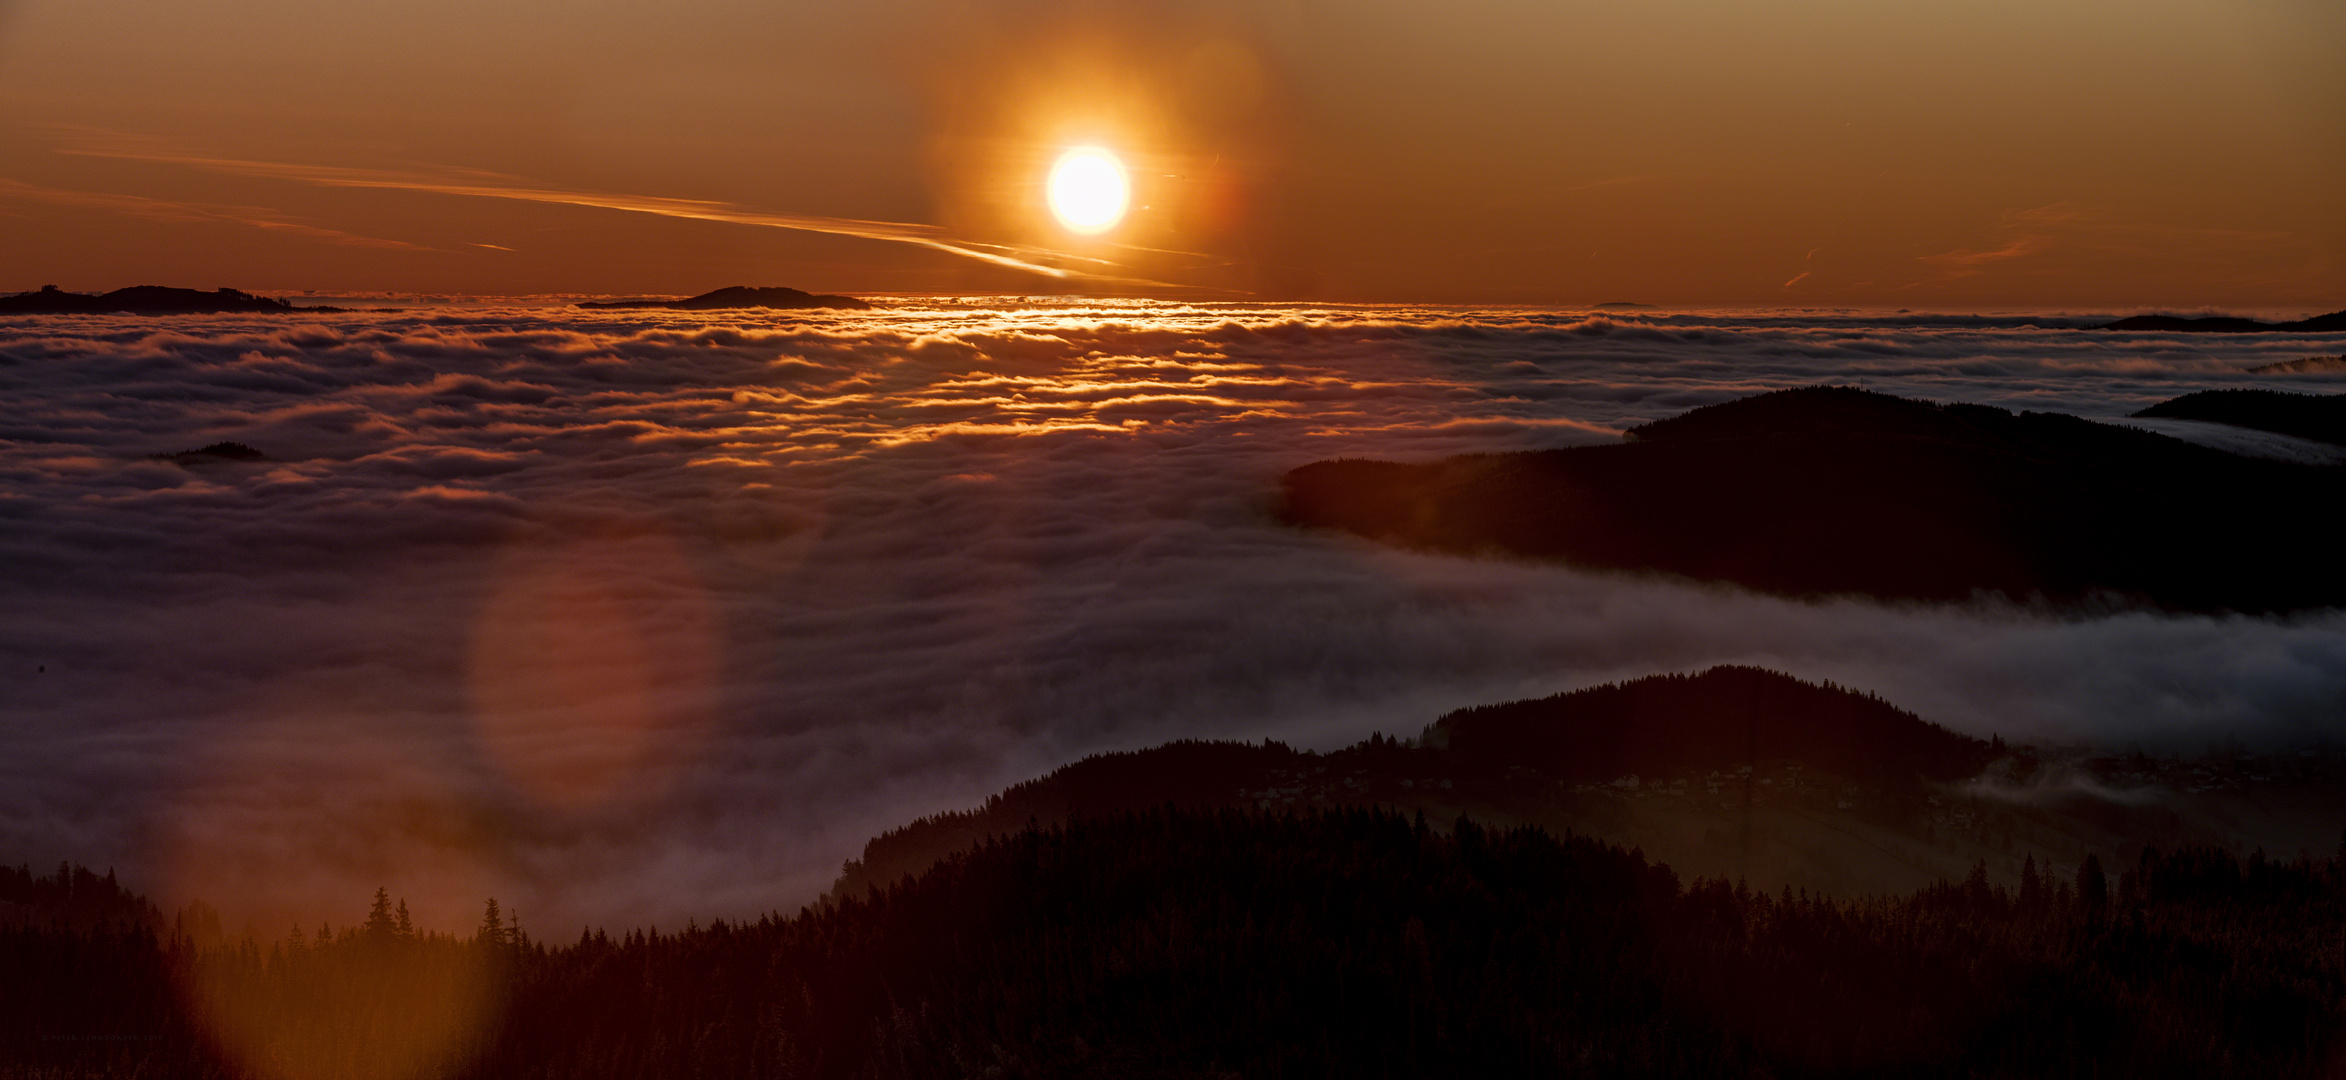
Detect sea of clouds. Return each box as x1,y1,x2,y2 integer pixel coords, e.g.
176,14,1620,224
3,300,2343,933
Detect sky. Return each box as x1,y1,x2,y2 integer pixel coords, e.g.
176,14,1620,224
2,0,2342,306
3,0,2345,939
6,302,2345,934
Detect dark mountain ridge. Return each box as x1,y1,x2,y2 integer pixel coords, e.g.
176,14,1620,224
840,667,1960,899
0,284,343,315
2249,355,2346,374
575,285,871,311
2133,388,2346,447
2095,309,2346,332
1279,385,2346,612
837,663,2346,906
1431,665,1990,783
837,666,2126,903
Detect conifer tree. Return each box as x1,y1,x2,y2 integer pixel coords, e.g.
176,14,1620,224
2077,853,2107,915
364,887,397,942
477,898,508,951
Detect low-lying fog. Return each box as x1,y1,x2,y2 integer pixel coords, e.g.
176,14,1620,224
4,301,2341,933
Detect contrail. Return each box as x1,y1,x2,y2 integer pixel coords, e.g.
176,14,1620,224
60,134,1186,287
0,177,428,251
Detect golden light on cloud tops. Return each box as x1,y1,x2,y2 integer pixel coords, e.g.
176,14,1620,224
1047,148,1131,235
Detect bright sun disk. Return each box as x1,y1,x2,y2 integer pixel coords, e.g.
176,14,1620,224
1047,147,1129,235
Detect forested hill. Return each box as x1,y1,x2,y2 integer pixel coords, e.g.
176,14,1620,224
1431,665,1991,783
836,667,2000,901
0,862,162,933
11,813,2346,1079
1279,385,2346,612
574,286,871,310
2134,389,2346,447
0,285,342,314
2094,308,2346,332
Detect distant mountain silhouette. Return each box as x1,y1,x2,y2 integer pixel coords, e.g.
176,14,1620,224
2133,389,2346,447
834,662,2344,906
155,442,267,465
1593,301,1656,310
2095,309,2346,332
839,667,1990,900
575,285,872,311
1433,666,1990,783
0,285,342,315
1280,385,2346,612
2249,355,2346,374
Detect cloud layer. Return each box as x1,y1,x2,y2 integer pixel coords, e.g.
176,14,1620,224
3,301,2343,933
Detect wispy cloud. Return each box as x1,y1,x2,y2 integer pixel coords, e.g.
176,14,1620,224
56,132,1187,288
1914,200,2312,287
0,177,427,251
1918,235,2048,269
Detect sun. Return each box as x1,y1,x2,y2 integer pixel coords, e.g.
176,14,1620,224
1046,147,1130,235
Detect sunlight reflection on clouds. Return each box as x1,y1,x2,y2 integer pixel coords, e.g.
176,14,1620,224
2,301,2342,931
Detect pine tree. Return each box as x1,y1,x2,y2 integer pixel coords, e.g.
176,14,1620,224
364,887,397,942
477,898,508,951
2077,853,2107,916
394,899,416,942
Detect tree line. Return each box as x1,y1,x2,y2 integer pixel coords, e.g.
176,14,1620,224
6,809,2346,1078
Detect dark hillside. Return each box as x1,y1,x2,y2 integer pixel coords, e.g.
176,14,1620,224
14,820,2346,1078
1280,386,2346,612
0,862,162,933
1431,665,1991,784
2133,389,2346,447
840,739,1308,894
2094,309,2346,332
835,667,2018,901
0,285,338,314
575,285,871,310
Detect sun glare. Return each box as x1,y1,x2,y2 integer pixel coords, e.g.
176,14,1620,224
1047,147,1130,235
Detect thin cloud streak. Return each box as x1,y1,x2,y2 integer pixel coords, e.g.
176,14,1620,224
58,137,1189,289
0,178,428,251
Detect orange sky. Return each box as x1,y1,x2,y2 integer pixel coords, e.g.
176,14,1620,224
1,0,2339,307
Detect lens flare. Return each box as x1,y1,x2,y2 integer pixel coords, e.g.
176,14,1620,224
467,528,720,811
1046,147,1130,234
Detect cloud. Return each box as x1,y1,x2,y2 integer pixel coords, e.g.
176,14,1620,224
1916,201,2316,289
0,178,428,251
55,133,1188,289
1918,235,2049,269
2,302,2342,934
